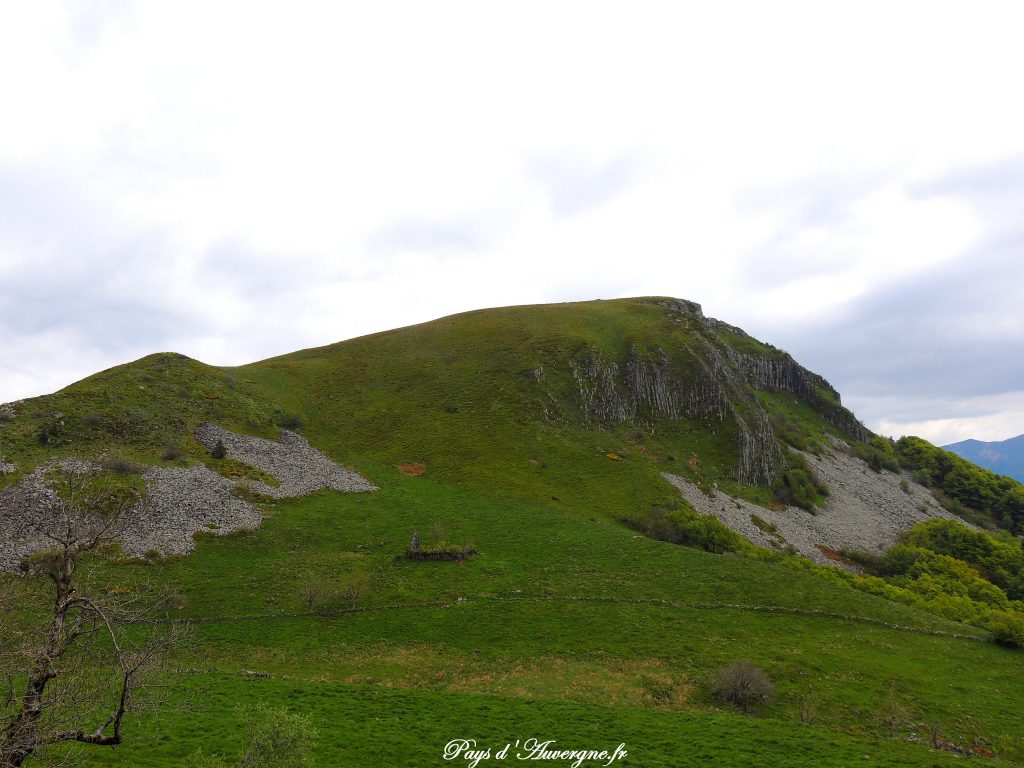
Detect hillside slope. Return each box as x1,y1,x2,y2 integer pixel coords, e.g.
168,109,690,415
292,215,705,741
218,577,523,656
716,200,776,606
1,297,873,541
4,297,1024,766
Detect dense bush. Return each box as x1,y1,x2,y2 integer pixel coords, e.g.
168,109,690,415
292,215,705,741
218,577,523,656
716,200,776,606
162,441,184,461
772,454,828,512
101,456,145,475
275,413,305,430
709,661,773,713
623,506,742,554
895,436,1024,534
986,612,1024,647
853,436,901,473
36,412,66,446
880,545,1011,610
188,703,318,767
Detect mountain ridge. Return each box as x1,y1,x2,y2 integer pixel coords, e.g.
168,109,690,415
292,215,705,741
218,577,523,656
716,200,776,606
944,433,1024,483
0,296,869,494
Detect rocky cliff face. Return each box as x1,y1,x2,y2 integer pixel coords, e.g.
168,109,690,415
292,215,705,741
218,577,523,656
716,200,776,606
568,347,730,425
539,299,867,486
717,329,870,442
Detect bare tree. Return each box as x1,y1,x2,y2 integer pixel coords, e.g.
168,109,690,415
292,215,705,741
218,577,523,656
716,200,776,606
0,463,185,767
341,576,365,611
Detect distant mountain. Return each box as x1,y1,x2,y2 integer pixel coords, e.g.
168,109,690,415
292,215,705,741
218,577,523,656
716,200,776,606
943,434,1024,483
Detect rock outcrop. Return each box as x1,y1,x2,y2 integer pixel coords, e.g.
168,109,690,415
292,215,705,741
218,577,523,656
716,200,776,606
544,299,867,486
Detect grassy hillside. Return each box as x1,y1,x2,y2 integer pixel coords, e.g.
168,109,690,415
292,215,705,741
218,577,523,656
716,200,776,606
4,297,1024,766
3,297,861,503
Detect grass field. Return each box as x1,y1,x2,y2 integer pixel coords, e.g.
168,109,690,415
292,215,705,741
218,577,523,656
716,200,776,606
4,298,1024,766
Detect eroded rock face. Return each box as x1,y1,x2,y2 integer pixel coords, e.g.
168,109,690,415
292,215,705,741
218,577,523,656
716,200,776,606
565,342,785,485
662,443,964,568
0,424,377,571
724,348,870,442
539,300,868,486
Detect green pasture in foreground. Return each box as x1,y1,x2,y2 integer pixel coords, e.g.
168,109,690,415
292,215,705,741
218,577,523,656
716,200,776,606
88,678,977,768
58,479,1021,765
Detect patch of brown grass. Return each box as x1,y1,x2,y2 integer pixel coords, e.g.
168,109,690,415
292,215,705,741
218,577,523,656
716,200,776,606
397,462,427,476
273,644,692,710
631,442,660,464
816,544,859,568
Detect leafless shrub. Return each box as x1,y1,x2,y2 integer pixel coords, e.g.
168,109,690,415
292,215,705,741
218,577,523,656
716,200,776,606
341,576,365,610
101,456,144,475
709,661,773,713
162,442,184,461
875,700,913,739
430,522,445,547
798,692,818,724
301,573,368,613
302,575,320,609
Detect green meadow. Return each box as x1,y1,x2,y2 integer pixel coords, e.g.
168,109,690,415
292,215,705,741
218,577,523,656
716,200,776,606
4,298,1024,765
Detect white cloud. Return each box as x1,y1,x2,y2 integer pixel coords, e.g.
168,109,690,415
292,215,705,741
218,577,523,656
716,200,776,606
1,1,1023,443
867,392,1024,445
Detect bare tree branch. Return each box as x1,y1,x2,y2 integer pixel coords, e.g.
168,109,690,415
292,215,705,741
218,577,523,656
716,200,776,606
1,463,185,767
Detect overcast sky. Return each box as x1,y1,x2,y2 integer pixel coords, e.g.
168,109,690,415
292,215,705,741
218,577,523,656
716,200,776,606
1,2,1023,445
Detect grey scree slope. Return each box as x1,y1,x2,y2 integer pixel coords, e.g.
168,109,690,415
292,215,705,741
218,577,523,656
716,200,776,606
662,441,964,567
0,424,376,571
194,422,376,497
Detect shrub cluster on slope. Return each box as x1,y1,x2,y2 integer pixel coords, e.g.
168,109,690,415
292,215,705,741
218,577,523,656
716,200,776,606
855,436,1024,534
840,519,1024,645
621,503,744,554
901,519,1024,600
636,503,1024,647
771,452,829,512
